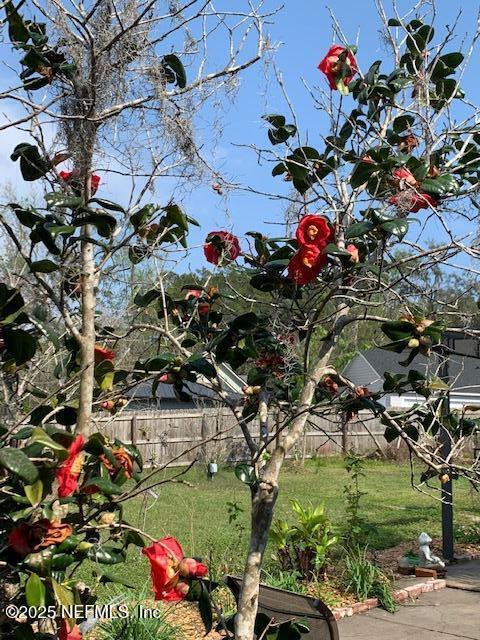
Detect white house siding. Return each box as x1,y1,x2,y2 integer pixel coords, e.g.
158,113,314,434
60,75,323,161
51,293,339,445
386,391,480,409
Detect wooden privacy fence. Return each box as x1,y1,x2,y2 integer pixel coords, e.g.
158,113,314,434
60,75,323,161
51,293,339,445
95,408,393,469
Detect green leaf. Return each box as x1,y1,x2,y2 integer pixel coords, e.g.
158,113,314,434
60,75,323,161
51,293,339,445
88,198,125,212
93,570,134,588
438,52,464,69
56,406,78,426
381,320,415,342
231,312,259,331
25,573,46,608
11,143,50,181
51,578,74,607
0,447,39,483
30,259,58,273
5,0,30,44
198,582,213,633
24,479,43,506
123,529,145,548
30,427,67,453
3,327,37,364
74,211,117,238
422,174,459,195
349,163,378,189
10,204,44,228
345,221,375,239
88,545,126,564
45,192,83,209
262,114,286,128
161,54,186,88
82,477,122,495
23,76,50,91
184,356,216,379
380,218,409,240
234,464,257,486
393,115,415,133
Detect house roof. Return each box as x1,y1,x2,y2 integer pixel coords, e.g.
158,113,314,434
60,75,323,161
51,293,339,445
126,362,245,403
346,347,480,394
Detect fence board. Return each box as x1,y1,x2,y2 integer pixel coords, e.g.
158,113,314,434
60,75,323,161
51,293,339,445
89,408,401,468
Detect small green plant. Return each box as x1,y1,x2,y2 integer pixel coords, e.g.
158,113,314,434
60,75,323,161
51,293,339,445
270,500,337,579
95,588,181,640
455,523,480,544
342,546,395,613
343,454,375,547
262,569,307,594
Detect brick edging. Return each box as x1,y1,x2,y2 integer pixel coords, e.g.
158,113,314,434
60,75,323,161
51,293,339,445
453,552,480,563
332,578,446,620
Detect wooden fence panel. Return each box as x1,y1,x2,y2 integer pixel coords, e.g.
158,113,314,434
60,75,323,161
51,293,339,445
91,408,397,468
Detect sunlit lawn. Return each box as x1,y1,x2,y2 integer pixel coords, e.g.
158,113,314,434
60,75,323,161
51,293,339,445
83,457,479,591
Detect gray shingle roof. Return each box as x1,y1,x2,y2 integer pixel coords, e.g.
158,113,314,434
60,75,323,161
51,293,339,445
357,347,480,392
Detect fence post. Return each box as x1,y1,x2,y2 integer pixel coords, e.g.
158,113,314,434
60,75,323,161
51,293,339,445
201,413,208,462
130,414,137,446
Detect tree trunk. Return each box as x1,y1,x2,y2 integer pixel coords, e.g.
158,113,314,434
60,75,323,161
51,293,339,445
235,315,347,640
75,223,96,436
234,479,279,640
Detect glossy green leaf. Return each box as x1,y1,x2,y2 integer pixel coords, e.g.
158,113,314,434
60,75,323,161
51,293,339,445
30,259,58,273
422,174,460,195
345,221,375,239
0,447,38,484
89,197,125,212
87,545,126,564
82,477,122,495
161,54,186,88
25,573,46,608
30,427,67,453
24,479,43,506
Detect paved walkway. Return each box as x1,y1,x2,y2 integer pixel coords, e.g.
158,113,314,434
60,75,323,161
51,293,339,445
338,588,480,639
447,560,480,591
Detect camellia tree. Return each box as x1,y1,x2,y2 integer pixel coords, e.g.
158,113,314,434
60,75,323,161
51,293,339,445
1,2,480,640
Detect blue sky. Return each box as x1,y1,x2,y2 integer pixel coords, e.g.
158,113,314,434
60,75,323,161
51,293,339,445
2,1,480,273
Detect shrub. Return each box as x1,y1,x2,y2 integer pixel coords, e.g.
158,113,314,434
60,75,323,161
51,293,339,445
270,500,337,579
342,546,395,613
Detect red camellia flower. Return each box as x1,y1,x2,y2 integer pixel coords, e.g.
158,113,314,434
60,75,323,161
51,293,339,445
142,536,208,601
288,246,327,286
57,435,85,498
390,191,439,213
296,214,334,250
203,231,241,266
59,170,100,196
94,344,115,363
58,619,83,640
318,45,358,92
100,447,134,479
185,288,210,315
8,519,73,555
392,167,417,188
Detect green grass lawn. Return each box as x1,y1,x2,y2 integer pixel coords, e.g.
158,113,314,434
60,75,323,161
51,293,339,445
84,457,480,591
